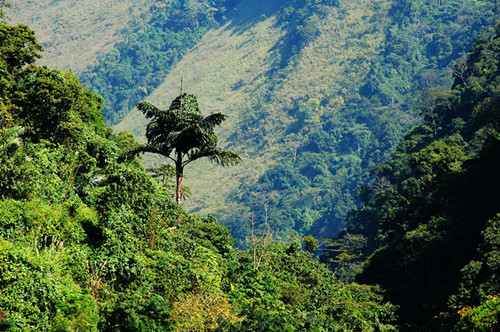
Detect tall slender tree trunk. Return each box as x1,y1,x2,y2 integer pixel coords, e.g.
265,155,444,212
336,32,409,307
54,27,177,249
176,80,184,205
176,151,183,205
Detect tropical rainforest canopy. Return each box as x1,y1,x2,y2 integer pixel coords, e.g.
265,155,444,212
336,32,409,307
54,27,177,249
322,22,500,331
1,1,500,331
0,13,396,331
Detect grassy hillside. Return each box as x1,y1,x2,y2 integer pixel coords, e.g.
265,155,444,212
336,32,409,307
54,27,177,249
115,0,286,215
116,0,392,211
6,0,155,73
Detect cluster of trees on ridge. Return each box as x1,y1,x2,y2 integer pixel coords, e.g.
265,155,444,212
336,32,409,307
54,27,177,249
0,13,397,331
221,0,500,246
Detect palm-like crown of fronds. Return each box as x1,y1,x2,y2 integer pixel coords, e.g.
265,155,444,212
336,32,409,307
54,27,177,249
133,94,241,167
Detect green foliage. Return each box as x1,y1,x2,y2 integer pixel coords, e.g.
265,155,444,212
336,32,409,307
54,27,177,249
15,67,108,143
450,214,500,323
0,18,398,331
273,0,333,68
186,214,235,257
171,293,243,331
0,22,42,72
453,295,500,332
224,242,397,331
321,233,368,283
136,95,241,167
333,23,500,330
212,0,500,246
303,234,318,253
0,238,99,331
128,95,241,203
0,125,22,156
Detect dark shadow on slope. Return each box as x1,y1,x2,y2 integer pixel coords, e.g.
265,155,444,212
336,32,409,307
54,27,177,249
223,0,284,36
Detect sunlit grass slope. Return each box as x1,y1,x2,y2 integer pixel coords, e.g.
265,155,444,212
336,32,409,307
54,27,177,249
115,0,393,216
115,0,285,214
7,0,154,73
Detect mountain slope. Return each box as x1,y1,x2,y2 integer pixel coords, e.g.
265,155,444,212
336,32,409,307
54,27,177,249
325,24,500,331
0,17,397,330
114,0,394,239
116,0,499,244
8,0,500,244
115,0,286,214
7,0,155,73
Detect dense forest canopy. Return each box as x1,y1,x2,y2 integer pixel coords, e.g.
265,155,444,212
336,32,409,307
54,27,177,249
323,21,500,331
0,13,398,331
2,1,500,331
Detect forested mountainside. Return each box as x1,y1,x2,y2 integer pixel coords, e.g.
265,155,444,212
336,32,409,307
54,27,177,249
0,17,397,331
323,24,500,331
8,0,500,246
2,3,500,331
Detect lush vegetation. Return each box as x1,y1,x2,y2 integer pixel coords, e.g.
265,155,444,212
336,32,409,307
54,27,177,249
323,22,500,331
4,2,500,330
127,96,241,204
11,0,498,247
0,17,397,331
217,0,500,246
